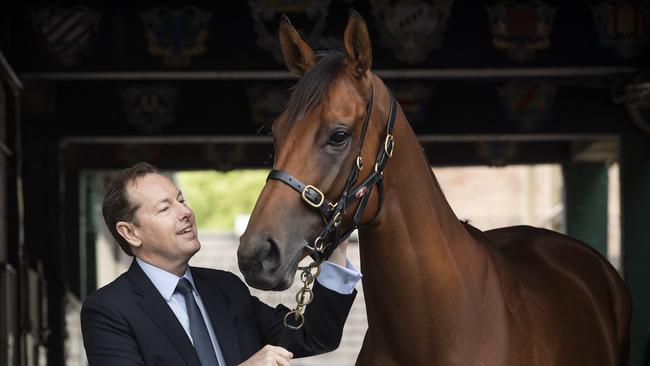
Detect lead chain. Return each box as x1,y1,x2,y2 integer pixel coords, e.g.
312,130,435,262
283,263,321,330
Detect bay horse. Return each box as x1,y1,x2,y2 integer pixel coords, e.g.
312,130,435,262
238,13,631,365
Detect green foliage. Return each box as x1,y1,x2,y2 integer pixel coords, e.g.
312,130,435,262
175,170,269,231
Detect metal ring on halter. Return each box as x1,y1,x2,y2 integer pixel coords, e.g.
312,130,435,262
321,202,338,223
283,310,305,330
356,156,363,170
332,212,342,227
313,236,325,252
384,134,395,157
374,163,385,175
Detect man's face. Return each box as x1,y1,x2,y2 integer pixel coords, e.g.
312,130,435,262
126,173,200,267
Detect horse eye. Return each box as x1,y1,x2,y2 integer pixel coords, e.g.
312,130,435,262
328,131,350,146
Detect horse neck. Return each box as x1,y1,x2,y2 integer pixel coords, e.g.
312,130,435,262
357,86,498,357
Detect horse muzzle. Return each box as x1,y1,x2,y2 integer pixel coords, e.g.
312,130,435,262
237,233,297,290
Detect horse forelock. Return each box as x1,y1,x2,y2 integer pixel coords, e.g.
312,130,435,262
284,47,346,127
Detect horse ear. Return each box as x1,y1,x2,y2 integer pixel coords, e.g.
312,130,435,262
343,11,372,78
279,15,316,76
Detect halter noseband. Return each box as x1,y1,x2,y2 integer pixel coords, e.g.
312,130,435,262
267,85,397,264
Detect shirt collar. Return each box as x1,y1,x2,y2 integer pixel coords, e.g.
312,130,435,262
136,258,196,301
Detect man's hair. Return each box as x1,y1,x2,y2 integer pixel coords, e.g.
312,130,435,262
102,162,159,256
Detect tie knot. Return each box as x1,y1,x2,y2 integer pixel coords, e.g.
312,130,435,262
175,277,194,296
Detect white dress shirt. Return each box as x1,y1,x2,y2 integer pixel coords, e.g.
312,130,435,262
136,257,361,363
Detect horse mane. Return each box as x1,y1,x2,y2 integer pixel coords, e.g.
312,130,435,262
285,40,346,126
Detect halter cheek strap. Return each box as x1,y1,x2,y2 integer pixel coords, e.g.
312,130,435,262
267,170,335,218
267,87,397,264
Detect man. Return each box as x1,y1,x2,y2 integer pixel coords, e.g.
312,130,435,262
81,162,360,366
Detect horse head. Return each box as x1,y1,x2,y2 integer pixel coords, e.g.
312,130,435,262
238,13,392,290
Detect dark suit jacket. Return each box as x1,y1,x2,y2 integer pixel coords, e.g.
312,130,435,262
81,259,356,366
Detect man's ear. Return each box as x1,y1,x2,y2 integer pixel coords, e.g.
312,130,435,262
116,221,142,249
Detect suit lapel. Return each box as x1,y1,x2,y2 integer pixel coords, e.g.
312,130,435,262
126,260,202,366
192,268,241,366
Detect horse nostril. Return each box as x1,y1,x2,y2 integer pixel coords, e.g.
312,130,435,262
261,236,280,271
238,234,281,274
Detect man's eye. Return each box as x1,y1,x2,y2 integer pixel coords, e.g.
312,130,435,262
328,131,350,146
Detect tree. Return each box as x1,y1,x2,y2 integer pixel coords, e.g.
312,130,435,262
176,170,269,231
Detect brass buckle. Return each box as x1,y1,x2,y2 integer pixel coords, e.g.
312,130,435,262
302,185,324,208
384,134,395,158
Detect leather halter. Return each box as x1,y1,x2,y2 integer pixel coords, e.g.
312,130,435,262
267,85,397,264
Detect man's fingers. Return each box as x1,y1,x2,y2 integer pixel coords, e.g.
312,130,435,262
239,345,293,366
272,345,293,360
262,345,291,356
261,345,292,365
276,358,290,366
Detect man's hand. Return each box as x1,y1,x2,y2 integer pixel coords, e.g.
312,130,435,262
239,345,293,366
326,238,349,267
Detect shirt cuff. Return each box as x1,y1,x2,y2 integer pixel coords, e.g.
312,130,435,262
316,259,362,295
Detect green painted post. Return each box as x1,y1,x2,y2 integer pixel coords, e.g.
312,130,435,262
562,162,609,257
621,134,650,366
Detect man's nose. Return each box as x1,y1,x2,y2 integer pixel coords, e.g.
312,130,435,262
177,203,193,220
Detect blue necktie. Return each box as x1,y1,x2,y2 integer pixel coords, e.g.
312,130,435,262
175,278,219,366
